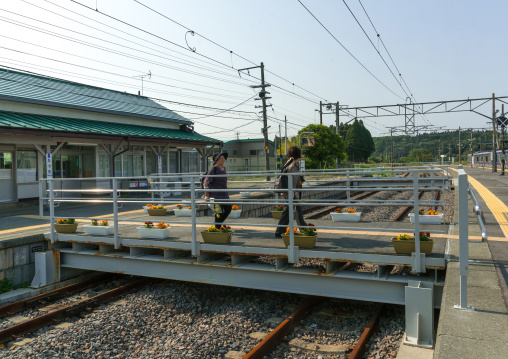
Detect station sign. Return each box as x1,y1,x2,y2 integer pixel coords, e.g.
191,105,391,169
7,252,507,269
158,155,162,173
46,153,53,179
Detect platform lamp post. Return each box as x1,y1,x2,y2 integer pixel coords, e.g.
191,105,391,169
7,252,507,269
298,132,314,172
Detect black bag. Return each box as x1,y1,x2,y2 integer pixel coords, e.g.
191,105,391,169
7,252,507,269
274,168,288,191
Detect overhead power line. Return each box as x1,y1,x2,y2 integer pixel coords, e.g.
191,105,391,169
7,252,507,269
68,0,321,105
133,0,327,102
296,0,404,100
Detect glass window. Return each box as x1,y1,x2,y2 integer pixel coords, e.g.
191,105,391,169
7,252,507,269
16,151,37,182
82,154,95,178
181,152,190,173
133,155,143,176
62,155,80,178
249,150,256,156
189,152,198,173
169,151,178,173
146,151,157,175
99,155,110,177
114,156,122,177
122,154,133,177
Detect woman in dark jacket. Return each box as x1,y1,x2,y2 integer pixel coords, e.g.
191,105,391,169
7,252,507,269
275,146,307,237
204,152,232,228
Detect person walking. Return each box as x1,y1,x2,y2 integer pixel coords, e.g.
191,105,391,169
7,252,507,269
204,152,232,228
275,146,307,237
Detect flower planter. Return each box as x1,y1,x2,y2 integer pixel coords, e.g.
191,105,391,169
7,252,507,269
391,237,434,255
281,234,317,249
137,226,170,239
271,210,283,220
229,210,242,219
147,208,167,216
240,192,251,198
201,231,233,244
408,213,443,224
330,212,361,222
83,225,113,236
54,223,78,234
174,209,192,217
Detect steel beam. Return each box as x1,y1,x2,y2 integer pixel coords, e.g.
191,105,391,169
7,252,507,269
59,251,442,307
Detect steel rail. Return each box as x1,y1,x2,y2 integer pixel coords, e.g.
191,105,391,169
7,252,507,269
0,278,149,346
347,304,384,359
243,297,321,359
0,274,114,319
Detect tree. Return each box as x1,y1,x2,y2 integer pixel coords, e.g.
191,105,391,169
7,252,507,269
408,149,433,162
297,124,346,169
344,120,375,162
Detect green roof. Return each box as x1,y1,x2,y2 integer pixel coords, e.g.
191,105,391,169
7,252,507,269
0,111,219,145
224,138,275,146
0,67,191,125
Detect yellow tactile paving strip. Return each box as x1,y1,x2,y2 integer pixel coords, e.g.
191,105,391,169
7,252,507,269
450,167,508,240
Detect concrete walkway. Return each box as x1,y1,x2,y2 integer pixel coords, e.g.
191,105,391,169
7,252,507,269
434,166,508,359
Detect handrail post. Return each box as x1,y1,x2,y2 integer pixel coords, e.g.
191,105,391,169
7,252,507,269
49,179,55,243
190,176,199,256
455,169,474,310
39,180,44,218
288,174,298,263
346,170,350,203
413,171,423,273
113,179,120,249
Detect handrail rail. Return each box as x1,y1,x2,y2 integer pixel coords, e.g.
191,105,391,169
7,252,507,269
40,167,451,272
468,187,487,241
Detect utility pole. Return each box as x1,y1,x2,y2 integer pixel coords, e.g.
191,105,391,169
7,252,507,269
278,124,282,170
501,104,506,175
448,144,452,163
336,101,340,168
470,129,473,168
260,63,270,180
458,127,461,165
319,101,323,125
239,62,272,180
492,93,497,172
284,116,288,156
391,129,394,165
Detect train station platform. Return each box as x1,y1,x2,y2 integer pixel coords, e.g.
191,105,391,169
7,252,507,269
434,166,508,359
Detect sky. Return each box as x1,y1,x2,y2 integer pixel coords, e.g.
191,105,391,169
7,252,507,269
1,0,507,142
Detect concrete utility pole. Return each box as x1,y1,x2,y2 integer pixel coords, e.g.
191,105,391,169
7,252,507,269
336,101,340,168
470,129,473,168
319,101,323,125
492,93,497,172
458,127,461,165
501,104,506,175
284,116,288,156
240,62,272,180
260,63,270,180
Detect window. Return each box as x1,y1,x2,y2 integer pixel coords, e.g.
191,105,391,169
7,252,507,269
232,150,238,156
16,151,37,182
250,149,264,156
249,150,256,156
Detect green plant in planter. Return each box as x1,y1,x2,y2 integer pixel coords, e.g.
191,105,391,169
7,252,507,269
56,218,75,224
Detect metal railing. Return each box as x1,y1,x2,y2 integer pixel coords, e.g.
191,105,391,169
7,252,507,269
39,166,452,272
468,187,488,241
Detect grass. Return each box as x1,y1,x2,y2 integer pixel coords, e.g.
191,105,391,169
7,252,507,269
0,278,31,294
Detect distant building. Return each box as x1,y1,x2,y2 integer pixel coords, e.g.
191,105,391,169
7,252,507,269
0,67,220,203
219,139,276,171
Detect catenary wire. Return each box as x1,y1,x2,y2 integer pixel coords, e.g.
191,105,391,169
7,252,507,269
296,0,404,101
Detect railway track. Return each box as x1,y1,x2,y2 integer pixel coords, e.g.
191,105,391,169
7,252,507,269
302,191,378,220
0,276,150,347
244,296,387,359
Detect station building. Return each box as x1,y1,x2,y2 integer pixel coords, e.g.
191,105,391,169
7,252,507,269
0,67,221,203
221,138,276,171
